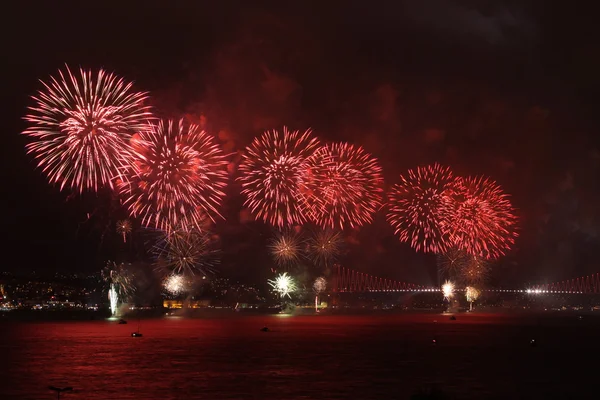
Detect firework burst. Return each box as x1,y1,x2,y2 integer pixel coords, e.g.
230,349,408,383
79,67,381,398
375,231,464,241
448,176,518,260
308,229,343,267
238,127,320,227
23,65,152,193
269,230,303,268
313,277,327,293
163,274,189,296
268,272,297,299
102,261,135,315
313,276,327,312
116,219,132,243
304,143,383,229
465,286,481,303
459,256,490,286
442,280,455,300
387,164,461,253
437,247,471,276
118,119,228,232
102,261,135,299
154,228,219,277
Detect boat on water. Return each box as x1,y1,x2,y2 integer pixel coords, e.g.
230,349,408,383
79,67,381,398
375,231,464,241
131,319,142,337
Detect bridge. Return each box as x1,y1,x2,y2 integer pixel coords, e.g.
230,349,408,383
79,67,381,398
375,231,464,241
331,265,600,295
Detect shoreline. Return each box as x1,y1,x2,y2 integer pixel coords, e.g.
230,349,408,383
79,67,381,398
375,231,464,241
2,306,598,322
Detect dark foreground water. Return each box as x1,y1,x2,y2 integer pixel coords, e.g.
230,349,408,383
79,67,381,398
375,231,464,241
1,312,599,399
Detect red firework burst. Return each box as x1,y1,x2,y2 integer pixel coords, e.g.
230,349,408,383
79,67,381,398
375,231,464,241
386,163,461,253
237,127,320,227
118,119,228,231
448,176,518,260
304,143,383,229
23,65,152,193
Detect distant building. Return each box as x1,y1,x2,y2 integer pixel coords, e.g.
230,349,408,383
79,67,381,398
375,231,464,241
163,299,211,309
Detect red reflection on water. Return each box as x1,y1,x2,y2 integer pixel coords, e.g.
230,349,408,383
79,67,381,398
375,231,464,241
2,313,599,399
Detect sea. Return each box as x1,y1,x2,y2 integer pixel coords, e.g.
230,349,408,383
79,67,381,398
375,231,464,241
1,312,599,399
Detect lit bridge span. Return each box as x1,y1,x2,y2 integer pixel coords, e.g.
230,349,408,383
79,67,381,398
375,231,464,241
331,265,600,295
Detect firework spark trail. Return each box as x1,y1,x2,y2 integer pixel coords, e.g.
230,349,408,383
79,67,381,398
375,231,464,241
116,219,132,243
387,163,461,254
268,272,297,298
23,65,152,193
447,176,518,260
102,262,135,315
153,227,219,277
304,143,384,229
118,119,228,232
238,127,320,227
269,230,303,268
108,284,118,316
308,229,343,268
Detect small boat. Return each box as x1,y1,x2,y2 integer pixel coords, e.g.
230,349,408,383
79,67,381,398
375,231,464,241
131,319,142,337
118,319,127,324
48,386,73,398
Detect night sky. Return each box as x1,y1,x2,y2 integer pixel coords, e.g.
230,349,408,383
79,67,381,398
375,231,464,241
4,1,600,286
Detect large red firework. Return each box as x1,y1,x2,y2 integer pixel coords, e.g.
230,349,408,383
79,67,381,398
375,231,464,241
118,119,228,232
386,163,461,253
304,143,384,229
237,127,320,227
448,176,518,260
23,65,152,193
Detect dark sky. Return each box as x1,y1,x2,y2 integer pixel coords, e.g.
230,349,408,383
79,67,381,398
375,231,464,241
4,1,600,286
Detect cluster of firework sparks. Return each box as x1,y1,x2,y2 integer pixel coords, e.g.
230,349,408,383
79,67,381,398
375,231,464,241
102,262,135,316
22,65,519,299
268,229,343,269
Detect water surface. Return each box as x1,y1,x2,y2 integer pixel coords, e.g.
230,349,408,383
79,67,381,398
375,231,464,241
2,313,598,399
